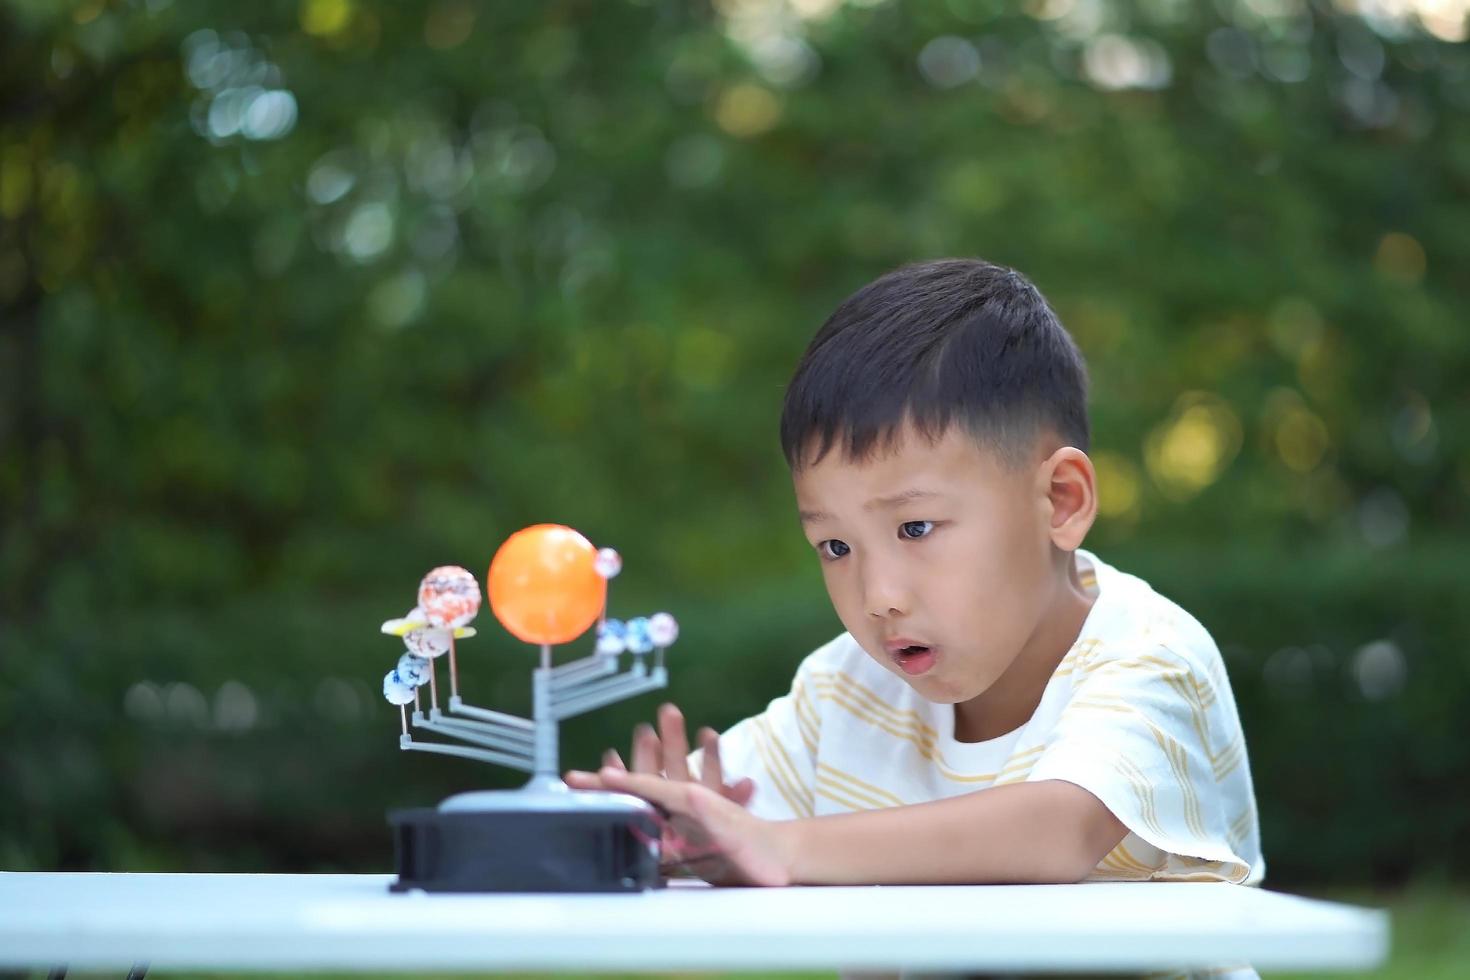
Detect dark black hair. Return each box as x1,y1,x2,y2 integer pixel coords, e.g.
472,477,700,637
779,258,1089,471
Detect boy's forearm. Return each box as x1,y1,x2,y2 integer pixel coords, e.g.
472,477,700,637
777,779,1125,885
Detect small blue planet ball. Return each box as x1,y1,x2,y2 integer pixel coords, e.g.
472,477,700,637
396,652,430,687
383,670,416,705
624,616,653,654
596,618,627,656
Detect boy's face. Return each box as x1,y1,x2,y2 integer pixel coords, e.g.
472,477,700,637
793,422,1071,706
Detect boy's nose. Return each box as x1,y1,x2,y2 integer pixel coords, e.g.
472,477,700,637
860,567,911,619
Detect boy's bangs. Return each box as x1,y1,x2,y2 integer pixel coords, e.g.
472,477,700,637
780,259,1089,473
785,392,970,472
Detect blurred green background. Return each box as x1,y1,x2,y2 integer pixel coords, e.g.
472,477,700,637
1,0,1466,957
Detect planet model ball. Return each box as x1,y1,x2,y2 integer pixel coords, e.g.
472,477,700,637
418,566,481,630
487,524,607,646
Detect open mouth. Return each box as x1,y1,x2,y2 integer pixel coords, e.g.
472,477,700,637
892,644,937,676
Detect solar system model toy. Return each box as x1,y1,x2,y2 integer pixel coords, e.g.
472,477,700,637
379,523,677,893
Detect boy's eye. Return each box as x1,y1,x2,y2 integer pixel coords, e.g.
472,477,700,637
900,520,935,540
818,539,850,560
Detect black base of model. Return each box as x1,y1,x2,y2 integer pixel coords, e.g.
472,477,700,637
389,804,663,893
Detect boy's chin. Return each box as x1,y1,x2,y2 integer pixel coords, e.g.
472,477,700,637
907,682,972,704
895,668,978,704
903,667,1000,706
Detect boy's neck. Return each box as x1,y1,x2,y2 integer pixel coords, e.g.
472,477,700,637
952,552,1097,744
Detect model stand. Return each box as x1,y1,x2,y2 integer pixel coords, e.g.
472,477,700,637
378,524,677,892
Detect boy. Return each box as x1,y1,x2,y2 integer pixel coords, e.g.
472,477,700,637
566,259,1261,897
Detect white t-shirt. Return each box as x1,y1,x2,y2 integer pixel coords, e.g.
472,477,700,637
694,548,1264,887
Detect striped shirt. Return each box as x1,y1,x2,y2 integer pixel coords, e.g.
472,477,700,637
694,549,1264,978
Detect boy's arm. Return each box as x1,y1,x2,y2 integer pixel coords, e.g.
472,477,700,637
580,764,1127,886
782,778,1128,885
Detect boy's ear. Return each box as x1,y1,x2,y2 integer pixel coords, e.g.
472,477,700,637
1039,447,1096,551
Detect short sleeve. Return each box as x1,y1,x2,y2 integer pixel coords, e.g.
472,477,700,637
1027,643,1257,884
686,651,824,821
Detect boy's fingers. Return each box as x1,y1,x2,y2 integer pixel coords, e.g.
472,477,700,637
597,766,692,814
602,748,626,771
698,728,752,807
729,776,756,807
631,723,661,774
658,703,691,781
564,769,607,790
697,727,724,792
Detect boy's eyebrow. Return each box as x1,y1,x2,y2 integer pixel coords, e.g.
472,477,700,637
799,488,943,526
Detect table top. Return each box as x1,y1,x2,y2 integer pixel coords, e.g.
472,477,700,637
0,871,1388,974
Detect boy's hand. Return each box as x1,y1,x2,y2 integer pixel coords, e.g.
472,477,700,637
566,703,786,885
566,702,755,808
571,764,797,887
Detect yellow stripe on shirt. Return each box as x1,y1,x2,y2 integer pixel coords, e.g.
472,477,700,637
750,716,811,817
817,762,906,808
809,669,938,739
810,679,1004,783
815,768,893,811
762,715,816,815
1113,752,1166,841
790,678,820,754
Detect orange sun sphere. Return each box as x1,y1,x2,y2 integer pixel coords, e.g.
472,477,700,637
487,524,608,646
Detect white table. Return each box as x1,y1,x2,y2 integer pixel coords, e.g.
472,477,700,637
0,872,1387,975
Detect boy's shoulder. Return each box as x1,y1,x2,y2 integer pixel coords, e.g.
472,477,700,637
1076,549,1232,686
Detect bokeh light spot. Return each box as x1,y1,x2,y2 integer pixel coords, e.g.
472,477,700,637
1391,390,1438,464
213,680,259,732
1264,389,1331,474
1358,487,1410,548
368,269,427,329
301,0,353,39
918,36,980,89
715,83,782,138
342,202,395,262
241,90,298,140
1082,34,1172,90
1352,640,1407,701
307,156,356,204
666,134,726,189
1144,392,1242,500
1093,450,1142,521
1374,231,1426,284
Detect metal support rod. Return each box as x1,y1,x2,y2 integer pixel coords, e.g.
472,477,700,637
553,669,668,720
428,658,439,713
549,653,619,682
445,697,536,733
533,650,556,779
449,633,460,700
399,735,536,772
550,665,648,709
418,717,540,757
550,661,640,701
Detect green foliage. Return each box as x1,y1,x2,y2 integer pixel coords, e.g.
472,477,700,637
1,0,1467,885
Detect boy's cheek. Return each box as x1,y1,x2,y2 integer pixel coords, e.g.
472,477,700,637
822,583,865,633
818,569,851,611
